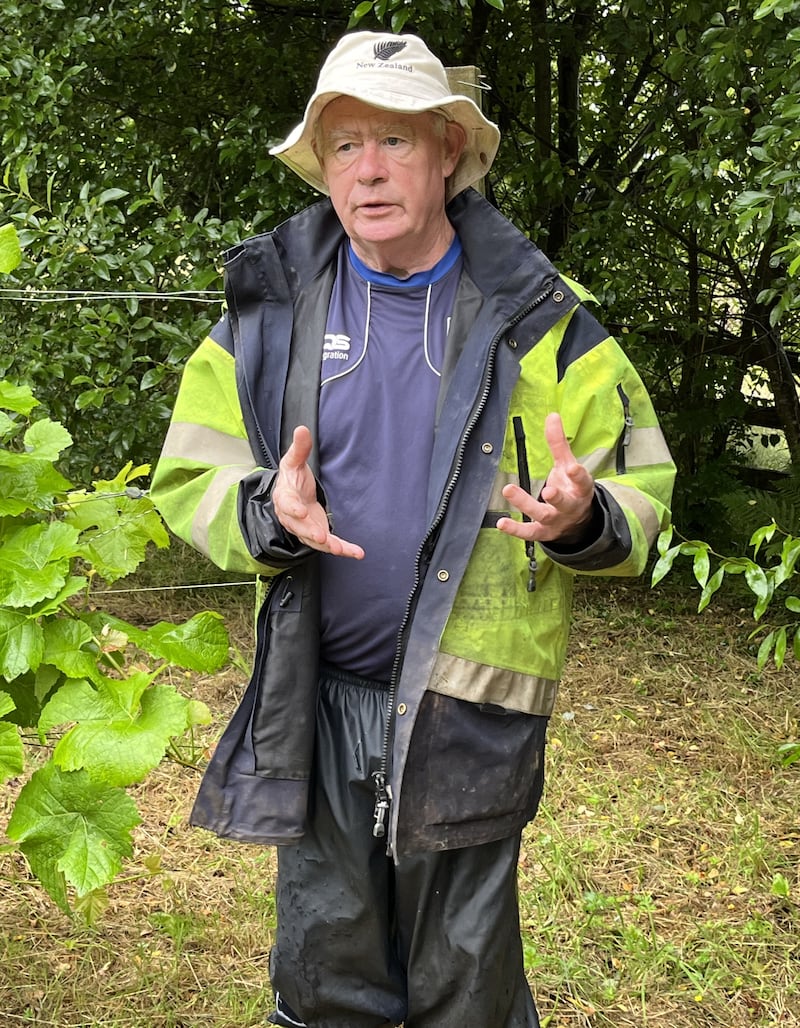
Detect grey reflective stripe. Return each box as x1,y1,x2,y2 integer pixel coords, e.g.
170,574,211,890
192,465,253,556
578,446,615,479
576,425,672,480
428,650,559,716
160,421,256,467
485,470,545,512
601,479,662,542
625,425,673,469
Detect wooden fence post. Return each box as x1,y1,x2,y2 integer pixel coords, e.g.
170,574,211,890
446,65,487,195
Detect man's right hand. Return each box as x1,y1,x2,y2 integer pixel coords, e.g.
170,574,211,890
271,425,365,559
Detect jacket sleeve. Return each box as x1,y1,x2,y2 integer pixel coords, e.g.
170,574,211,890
150,328,312,575
532,302,676,577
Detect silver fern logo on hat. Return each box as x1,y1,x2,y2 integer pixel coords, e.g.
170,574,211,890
373,40,407,61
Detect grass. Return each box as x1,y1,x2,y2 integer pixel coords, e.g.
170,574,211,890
1,574,798,1027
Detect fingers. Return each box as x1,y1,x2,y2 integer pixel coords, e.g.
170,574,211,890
275,426,364,559
499,412,596,542
543,412,576,468
327,534,365,560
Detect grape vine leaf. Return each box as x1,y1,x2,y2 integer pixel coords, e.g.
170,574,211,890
0,691,25,784
0,461,73,517
41,617,98,679
6,762,141,911
0,608,45,679
64,463,169,582
85,610,230,672
0,521,80,607
23,418,73,462
0,380,38,415
40,671,198,786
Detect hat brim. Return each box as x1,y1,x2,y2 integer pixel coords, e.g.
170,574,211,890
269,90,500,201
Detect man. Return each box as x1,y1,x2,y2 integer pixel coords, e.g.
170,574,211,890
151,30,675,1028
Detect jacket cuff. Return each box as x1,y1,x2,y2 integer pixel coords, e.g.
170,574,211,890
541,485,632,571
237,468,317,568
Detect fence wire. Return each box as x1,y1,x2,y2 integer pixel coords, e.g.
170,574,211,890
0,288,224,304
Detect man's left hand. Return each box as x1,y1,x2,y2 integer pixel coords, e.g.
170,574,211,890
497,413,595,545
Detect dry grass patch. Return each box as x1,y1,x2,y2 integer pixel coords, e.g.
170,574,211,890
1,577,798,1027
525,580,800,1027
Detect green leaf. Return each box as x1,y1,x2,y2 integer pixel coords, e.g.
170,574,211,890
6,762,140,908
770,873,790,898
756,630,775,669
0,411,16,439
42,673,194,786
786,596,800,613
29,576,88,618
22,418,73,461
89,610,229,672
773,626,787,669
0,521,80,607
0,222,22,273
743,563,772,619
0,461,73,517
42,618,97,678
97,187,129,206
390,8,411,31
651,545,681,586
754,0,798,17
134,612,229,671
187,698,212,727
749,522,777,557
347,1,374,28
64,465,169,582
731,189,773,210
692,547,710,588
39,671,152,735
0,381,39,416
698,567,725,613
0,609,45,679
0,690,25,784
778,739,800,766
73,887,110,925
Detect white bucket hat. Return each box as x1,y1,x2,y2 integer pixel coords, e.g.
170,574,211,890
269,31,500,201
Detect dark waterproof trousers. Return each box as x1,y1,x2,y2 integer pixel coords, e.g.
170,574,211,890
268,666,541,1028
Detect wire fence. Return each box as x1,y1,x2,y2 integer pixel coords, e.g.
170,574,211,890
0,288,224,304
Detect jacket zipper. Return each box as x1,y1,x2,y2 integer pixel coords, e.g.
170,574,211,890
372,278,557,847
615,384,633,474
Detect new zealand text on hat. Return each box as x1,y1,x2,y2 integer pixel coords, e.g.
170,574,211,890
270,32,500,200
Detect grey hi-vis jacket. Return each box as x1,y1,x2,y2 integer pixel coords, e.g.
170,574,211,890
151,189,675,856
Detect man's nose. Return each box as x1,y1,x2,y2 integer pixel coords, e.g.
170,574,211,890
356,141,387,183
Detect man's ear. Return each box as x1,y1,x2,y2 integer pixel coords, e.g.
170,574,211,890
443,121,467,177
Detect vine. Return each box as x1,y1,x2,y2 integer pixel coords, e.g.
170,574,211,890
0,375,229,917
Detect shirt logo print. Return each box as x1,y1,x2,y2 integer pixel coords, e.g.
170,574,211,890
324,333,351,361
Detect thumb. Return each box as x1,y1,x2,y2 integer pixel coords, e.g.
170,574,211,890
284,425,314,469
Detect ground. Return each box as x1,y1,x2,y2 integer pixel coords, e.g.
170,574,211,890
1,575,798,1027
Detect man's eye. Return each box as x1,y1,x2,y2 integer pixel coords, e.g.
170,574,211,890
385,136,403,146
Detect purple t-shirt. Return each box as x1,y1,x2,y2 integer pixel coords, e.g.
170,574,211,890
318,237,462,680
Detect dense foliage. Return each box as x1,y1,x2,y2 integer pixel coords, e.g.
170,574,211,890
0,372,230,915
1,0,798,540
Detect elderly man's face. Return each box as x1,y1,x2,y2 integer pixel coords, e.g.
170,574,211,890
316,96,465,276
